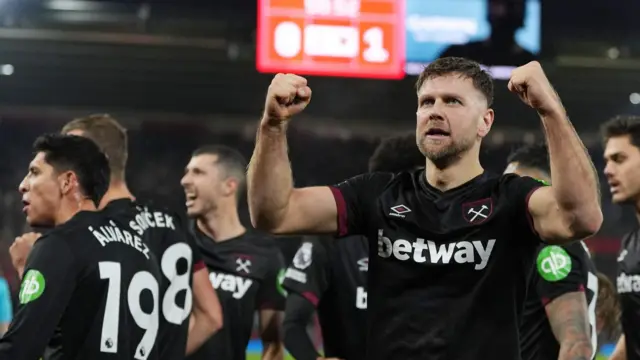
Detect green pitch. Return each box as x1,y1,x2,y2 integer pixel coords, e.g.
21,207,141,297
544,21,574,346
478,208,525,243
246,353,293,360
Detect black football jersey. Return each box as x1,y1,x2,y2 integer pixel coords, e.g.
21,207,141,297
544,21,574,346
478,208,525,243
617,228,640,360
186,225,286,360
104,199,206,360
520,241,598,360
330,170,548,360
282,235,368,360
0,209,163,360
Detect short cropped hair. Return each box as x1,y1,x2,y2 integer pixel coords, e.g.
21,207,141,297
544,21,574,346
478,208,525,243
600,115,640,148
192,145,247,191
415,57,494,107
506,142,550,176
368,133,424,172
34,133,110,206
61,114,128,181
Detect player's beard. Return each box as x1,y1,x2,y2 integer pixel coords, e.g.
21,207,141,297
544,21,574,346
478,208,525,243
419,134,475,168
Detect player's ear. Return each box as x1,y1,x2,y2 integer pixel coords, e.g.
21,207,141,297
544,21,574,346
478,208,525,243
223,177,239,197
477,108,494,138
59,171,78,195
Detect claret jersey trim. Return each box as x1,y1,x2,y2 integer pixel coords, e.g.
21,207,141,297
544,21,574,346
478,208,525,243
377,230,495,270
462,198,493,224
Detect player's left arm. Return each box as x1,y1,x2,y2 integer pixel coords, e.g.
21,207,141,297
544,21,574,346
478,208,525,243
257,251,287,360
537,244,594,360
509,62,602,244
0,235,78,359
545,292,593,360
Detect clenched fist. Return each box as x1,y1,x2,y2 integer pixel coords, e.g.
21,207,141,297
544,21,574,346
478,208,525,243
10,232,41,279
508,61,563,116
262,73,312,127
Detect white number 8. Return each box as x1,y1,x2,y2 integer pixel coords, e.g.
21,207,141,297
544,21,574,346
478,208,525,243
99,243,193,358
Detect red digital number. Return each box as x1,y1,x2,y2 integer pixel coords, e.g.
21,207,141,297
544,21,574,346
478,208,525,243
257,0,405,79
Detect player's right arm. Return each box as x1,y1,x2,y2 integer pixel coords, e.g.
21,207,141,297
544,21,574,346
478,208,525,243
247,74,338,235
0,235,78,359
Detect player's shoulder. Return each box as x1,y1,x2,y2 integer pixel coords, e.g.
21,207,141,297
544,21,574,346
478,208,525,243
236,229,282,255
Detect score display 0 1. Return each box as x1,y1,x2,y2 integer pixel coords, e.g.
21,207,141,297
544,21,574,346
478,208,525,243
257,0,405,79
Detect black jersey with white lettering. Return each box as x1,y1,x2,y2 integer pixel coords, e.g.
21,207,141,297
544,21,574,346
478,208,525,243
520,241,598,360
0,209,162,360
186,225,286,360
330,170,547,360
282,235,368,360
617,228,640,360
104,199,207,360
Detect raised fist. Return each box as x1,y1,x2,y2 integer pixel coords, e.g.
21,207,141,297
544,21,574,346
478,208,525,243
10,232,41,278
508,61,562,115
262,73,312,127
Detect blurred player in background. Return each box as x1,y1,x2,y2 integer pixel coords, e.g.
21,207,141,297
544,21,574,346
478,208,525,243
247,58,602,360
181,145,286,360
505,142,618,360
61,115,223,358
601,115,640,360
0,134,165,359
0,272,12,335
281,132,423,360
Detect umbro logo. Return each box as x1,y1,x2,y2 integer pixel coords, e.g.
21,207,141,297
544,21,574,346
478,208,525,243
389,205,411,218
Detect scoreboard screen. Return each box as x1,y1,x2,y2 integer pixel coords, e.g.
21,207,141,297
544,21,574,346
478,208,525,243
256,0,405,79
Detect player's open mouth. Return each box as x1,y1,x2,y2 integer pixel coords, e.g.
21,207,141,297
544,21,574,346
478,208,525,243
185,193,196,207
425,129,450,139
22,200,30,213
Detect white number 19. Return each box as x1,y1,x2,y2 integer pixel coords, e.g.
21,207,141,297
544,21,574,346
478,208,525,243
99,243,194,358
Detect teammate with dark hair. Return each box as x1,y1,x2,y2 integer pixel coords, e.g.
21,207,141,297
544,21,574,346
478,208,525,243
282,132,423,360
601,115,640,360
60,115,223,358
247,58,601,359
505,142,612,360
182,145,286,360
0,134,165,359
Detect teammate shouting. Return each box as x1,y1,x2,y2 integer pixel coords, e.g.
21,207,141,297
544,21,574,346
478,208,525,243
247,58,602,359
182,145,286,360
281,132,423,360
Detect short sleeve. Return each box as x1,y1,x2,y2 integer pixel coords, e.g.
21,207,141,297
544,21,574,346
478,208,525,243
0,235,78,359
329,172,394,237
499,174,549,236
256,250,287,311
534,243,587,305
186,231,206,273
281,237,330,307
0,278,12,323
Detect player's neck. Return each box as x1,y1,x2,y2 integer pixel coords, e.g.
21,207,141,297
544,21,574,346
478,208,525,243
55,199,97,226
196,206,245,242
425,155,484,192
99,180,134,209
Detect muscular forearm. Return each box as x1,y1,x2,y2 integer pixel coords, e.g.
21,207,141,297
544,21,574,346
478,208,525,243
541,106,602,235
547,292,593,360
185,309,222,355
248,123,294,231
